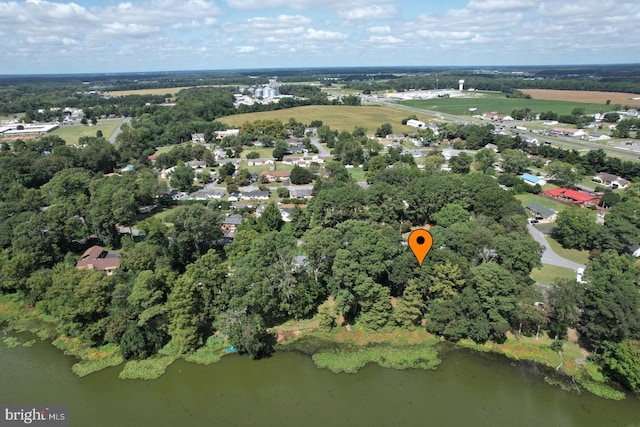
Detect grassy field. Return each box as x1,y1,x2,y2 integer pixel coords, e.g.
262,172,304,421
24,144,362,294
530,264,576,284
347,166,366,181
50,119,124,145
515,193,570,213
218,105,428,134
545,235,591,265
400,91,611,116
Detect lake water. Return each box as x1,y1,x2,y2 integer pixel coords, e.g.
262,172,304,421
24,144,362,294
1,337,640,427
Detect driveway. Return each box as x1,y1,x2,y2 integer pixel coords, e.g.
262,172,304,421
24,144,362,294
310,138,331,157
109,117,131,144
527,223,585,270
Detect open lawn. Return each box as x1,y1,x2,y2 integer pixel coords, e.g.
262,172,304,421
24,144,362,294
519,89,640,106
515,193,570,213
347,166,366,182
400,91,611,116
545,234,591,265
531,264,576,284
50,119,124,145
218,105,428,134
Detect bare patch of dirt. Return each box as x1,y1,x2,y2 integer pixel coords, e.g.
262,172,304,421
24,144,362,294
519,89,640,105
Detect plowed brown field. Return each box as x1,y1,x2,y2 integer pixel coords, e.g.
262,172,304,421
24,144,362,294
519,89,640,105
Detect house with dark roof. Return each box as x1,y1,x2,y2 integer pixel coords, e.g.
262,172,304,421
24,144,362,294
593,173,630,189
525,202,557,223
76,246,120,274
288,187,313,199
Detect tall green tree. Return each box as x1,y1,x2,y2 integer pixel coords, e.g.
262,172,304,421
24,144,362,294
580,251,640,347
501,149,531,175
394,280,425,327
170,164,195,192
258,202,283,232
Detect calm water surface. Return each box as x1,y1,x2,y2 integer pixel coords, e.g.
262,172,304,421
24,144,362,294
1,337,640,427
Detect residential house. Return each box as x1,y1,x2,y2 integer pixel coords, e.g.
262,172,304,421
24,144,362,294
484,143,499,152
279,207,292,222
240,191,270,201
215,129,240,139
525,202,557,223
76,245,120,274
406,119,426,128
193,189,225,200
544,188,599,207
185,160,207,169
222,214,243,227
481,112,513,121
288,187,313,199
520,173,547,186
228,192,240,202
593,173,630,189
247,158,275,167
191,133,205,143
261,171,291,182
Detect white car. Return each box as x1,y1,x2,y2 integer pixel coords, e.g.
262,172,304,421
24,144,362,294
576,268,585,284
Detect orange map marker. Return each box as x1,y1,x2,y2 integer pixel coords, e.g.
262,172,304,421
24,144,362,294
408,229,433,267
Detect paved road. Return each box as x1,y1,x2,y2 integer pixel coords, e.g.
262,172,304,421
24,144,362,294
109,117,131,144
526,223,585,270
310,137,331,156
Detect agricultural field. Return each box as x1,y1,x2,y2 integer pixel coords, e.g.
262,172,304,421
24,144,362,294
106,85,237,97
218,105,426,134
519,89,640,106
50,118,124,145
400,91,612,116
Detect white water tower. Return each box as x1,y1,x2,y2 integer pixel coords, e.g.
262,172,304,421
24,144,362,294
458,79,465,91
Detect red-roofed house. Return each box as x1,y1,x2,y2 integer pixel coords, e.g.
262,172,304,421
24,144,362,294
76,245,120,274
544,188,599,207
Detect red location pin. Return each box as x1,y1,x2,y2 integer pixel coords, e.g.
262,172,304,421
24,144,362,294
408,229,433,267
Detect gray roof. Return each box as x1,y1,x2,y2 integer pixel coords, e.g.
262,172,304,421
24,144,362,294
525,202,556,219
288,187,313,198
223,214,243,225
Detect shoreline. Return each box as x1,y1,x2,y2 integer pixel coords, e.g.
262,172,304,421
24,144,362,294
0,294,628,399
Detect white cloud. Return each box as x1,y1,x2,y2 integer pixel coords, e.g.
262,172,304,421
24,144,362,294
101,22,159,37
304,28,347,40
467,0,535,12
237,45,257,53
368,26,391,34
228,14,312,37
368,35,402,44
337,4,396,20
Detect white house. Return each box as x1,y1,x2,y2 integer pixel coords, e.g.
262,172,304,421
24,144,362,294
593,173,630,189
406,119,426,128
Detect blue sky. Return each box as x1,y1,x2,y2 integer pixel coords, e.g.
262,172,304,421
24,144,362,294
1,0,639,74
